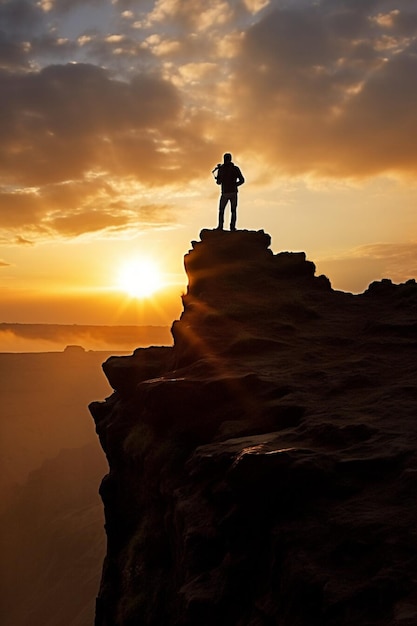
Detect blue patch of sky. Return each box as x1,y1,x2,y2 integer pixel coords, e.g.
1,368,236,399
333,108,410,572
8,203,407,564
53,2,117,40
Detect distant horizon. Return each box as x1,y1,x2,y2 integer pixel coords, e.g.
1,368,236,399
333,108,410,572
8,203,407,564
0,321,170,328
0,322,172,353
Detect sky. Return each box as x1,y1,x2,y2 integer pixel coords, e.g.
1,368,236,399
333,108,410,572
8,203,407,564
1,0,416,326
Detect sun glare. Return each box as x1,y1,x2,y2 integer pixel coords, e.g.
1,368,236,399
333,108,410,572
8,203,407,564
117,258,163,298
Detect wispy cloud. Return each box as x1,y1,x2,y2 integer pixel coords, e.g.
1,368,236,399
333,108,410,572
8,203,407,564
318,240,417,293
353,241,417,282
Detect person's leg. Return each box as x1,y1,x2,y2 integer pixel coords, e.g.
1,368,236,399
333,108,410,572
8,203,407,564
230,194,238,230
217,194,227,229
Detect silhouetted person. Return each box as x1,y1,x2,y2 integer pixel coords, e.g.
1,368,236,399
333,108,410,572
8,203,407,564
213,153,245,231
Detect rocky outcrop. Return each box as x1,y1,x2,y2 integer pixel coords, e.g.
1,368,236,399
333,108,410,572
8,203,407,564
90,229,417,626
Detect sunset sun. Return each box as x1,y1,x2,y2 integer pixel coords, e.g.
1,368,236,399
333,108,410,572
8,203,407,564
117,258,163,298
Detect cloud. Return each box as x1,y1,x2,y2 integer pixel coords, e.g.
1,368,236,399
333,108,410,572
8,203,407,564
142,0,236,32
318,240,417,292
353,242,417,281
0,0,43,70
41,0,106,14
0,259,10,267
0,38,30,71
229,0,417,177
45,203,176,238
0,177,177,240
0,190,43,228
0,0,43,37
242,0,270,15
15,235,34,245
0,63,183,186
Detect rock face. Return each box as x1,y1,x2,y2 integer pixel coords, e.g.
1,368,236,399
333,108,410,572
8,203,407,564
90,229,417,626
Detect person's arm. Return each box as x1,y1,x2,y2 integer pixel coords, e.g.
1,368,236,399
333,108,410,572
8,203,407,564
236,167,245,186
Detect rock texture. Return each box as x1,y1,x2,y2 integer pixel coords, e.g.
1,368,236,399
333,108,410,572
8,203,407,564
90,229,417,626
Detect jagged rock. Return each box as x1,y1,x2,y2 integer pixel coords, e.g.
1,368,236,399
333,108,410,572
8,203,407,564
90,229,417,626
102,346,173,394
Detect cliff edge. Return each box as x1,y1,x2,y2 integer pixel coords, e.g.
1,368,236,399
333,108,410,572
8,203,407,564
90,229,417,626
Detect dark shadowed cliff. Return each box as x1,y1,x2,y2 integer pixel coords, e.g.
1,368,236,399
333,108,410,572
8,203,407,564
90,229,417,626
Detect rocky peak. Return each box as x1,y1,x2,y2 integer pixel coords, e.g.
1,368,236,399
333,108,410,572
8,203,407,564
90,229,417,626
172,229,330,366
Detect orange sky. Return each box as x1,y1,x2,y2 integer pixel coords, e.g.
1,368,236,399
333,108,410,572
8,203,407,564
1,0,416,326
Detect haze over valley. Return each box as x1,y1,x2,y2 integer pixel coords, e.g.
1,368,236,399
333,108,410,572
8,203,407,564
0,346,121,625
0,323,171,353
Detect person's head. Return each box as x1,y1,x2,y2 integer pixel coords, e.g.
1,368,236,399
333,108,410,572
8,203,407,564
223,153,232,163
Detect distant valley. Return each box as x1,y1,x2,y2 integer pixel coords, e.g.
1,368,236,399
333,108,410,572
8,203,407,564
0,344,155,626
